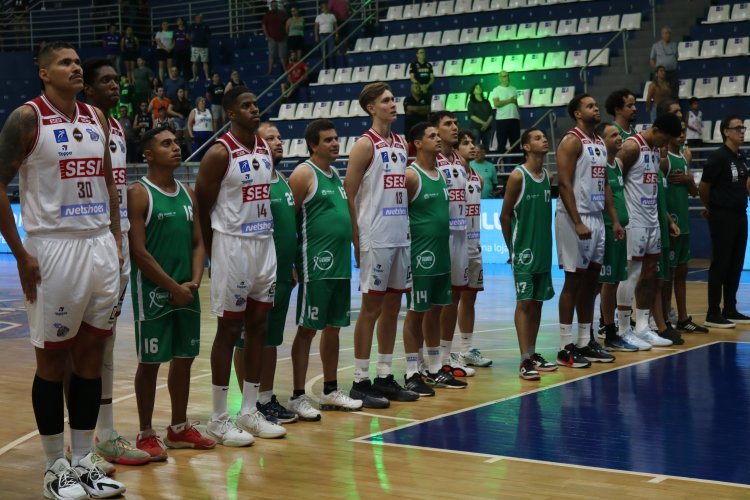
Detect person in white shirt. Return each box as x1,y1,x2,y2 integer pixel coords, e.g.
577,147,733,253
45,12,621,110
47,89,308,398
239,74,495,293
315,3,338,69
490,71,521,155
686,97,703,154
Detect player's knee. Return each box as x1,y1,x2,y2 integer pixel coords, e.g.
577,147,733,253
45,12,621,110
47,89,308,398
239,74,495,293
295,327,317,341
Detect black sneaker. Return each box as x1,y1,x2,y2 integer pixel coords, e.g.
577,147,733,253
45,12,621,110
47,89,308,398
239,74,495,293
658,327,685,345
404,373,435,397
350,380,390,409
556,344,592,368
519,359,540,380
676,316,709,334
724,310,750,324
704,313,736,329
579,339,615,363
424,369,467,389
531,352,557,371
373,374,420,402
596,323,606,339
257,395,299,424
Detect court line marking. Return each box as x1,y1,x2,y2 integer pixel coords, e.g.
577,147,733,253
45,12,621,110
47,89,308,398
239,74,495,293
648,476,669,484
355,412,419,422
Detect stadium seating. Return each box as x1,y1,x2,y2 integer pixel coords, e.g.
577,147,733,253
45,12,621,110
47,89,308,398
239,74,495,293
330,100,350,118
530,87,553,107
719,75,746,96
678,79,693,99
312,101,331,119
725,37,749,57
733,3,750,21
552,86,575,106
523,53,545,71
699,39,725,59
705,5,731,24
678,41,701,60
557,19,578,36
693,77,719,99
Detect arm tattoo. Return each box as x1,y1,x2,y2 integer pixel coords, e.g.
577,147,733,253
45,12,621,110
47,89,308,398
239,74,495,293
0,106,36,186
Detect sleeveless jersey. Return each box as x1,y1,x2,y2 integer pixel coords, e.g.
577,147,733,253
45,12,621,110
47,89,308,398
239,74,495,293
20,95,109,235
192,109,212,133
354,129,409,250
465,166,482,258
131,177,199,321
108,116,129,233
604,159,629,228
212,131,273,238
437,149,467,232
408,163,450,277
614,121,637,140
511,166,552,274
298,161,352,281
623,133,659,228
657,168,670,248
557,127,606,216
666,152,690,234
270,173,296,283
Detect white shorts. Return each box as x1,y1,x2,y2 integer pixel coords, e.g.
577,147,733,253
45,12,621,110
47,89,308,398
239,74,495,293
626,226,661,261
449,231,469,289
359,246,412,294
114,234,131,319
25,229,120,349
210,233,277,319
555,211,605,273
191,46,209,63
467,254,484,290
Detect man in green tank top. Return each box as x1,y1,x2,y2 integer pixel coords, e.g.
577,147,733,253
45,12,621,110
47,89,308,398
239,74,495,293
128,128,216,458
500,128,558,381
605,89,637,140
287,119,363,413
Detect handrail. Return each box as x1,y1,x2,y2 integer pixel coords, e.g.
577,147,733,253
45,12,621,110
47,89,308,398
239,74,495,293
579,28,630,94
650,0,657,38
499,107,558,167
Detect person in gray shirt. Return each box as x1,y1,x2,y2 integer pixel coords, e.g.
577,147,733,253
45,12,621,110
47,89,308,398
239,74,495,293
650,27,679,97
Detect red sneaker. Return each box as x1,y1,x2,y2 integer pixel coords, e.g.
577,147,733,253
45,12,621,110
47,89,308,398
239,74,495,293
164,423,216,450
135,432,168,462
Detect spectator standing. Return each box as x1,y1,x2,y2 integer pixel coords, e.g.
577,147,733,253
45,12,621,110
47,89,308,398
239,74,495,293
315,3,337,70
148,86,171,120
188,97,214,160
281,51,309,102
118,105,139,162
224,69,245,93
168,87,192,157
206,72,226,130
173,17,190,78
328,0,350,54
467,83,493,149
490,71,521,155
686,97,703,151
409,48,434,97
263,1,288,75
469,145,498,198
650,27,679,97
133,56,154,106
286,7,305,61
154,20,174,82
154,106,172,130
164,65,187,101
189,14,211,82
646,66,672,122
134,101,154,146
118,75,134,118
149,77,163,99
102,23,122,72
403,83,431,138
121,26,140,85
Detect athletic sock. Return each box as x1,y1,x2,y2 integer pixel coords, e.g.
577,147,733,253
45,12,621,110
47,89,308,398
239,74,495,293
427,347,441,374
240,381,260,415
211,385,229,420
405,353,419,377
577,323,591,348
418,348,425,366
635,308,650,332
70,428,94,467
258,390,273,405
559,324,573,349
520,353,531,363
617,309,631,333
41,432,65,468
95,403,114,441
439,340,452,365
460,332,473,353
67,374,101,466
353,358,370,383
323,380,337,395
376,353,392,378
292,389,305,399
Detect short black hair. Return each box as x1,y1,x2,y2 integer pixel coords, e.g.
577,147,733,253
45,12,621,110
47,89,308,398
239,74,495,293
304,119,336,154
408,121,432,143
141,126,173,150
595,121,614,137
428,110,456,127
223,85,253,111
81,57,117,86
457,129,476,144
520,127,544,157
720,114,743,142
604,89,634,117
652,113,682,138
38,41,76,68
656,99,679,117
567,93,592,120
689,97,699,105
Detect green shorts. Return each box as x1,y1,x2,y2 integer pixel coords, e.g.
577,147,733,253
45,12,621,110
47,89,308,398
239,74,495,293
407,273,452,312
656,245,671,281
599,226,628,284
135,309,200,363
514,272,555,302
296,279,351,330
235,280,294,349
669,234,690,267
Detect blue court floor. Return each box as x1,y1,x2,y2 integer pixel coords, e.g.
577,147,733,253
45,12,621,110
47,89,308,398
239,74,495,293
363,342,750,486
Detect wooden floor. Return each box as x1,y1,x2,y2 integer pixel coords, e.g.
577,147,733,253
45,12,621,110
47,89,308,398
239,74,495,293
0,259,749,499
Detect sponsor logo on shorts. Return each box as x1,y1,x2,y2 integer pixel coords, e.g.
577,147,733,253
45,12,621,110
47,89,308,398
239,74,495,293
467,230,480,240
235,295,246,306
55,307,67,317
372,275,382,287
516,248,534,266
242,220,273,233
149,289,171,308
238,281,248,289
415,250,435,270
54,129,69,143
190,338,200,346
449,217,465,228
313,250,334,271
60,202,107,217
382,207,407,216
53,323,70,338
374,264,383,273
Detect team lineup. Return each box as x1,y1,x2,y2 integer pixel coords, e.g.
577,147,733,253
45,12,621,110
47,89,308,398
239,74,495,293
0,42,726,499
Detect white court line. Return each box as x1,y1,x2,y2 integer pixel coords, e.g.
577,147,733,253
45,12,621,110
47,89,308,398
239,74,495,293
355,412,419,422
648,476,669,484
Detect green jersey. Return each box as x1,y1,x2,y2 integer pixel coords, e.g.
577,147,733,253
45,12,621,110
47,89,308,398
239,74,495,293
131,178,199,321
657,169,670,249
270,173,296,282
297,161,352,281
511,166,552,274
666,152,690,234
408,163,451,277
614,121,637,140
604,159,629,227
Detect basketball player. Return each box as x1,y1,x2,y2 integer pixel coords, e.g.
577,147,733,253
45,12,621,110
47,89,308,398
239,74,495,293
195,86,284,445
82,57,151,468
288,119,363,415
129,127,216,459
500,128,558,380
0,42,126,498
402,122,465,392
605,89,637,139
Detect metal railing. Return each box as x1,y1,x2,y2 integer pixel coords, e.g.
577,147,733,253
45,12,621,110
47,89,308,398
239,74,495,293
579,28,630,94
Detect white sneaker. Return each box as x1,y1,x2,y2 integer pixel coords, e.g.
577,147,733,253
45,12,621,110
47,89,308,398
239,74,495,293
319,389,363,411
634,328,673,347
65,446,116,476
236,409,287,438
207,413,254,447
287,395,321,422
648,313,657,331
459,348,493,367
73,452,126,498
449,353,476,376
620,327,653,351
43,458,87,500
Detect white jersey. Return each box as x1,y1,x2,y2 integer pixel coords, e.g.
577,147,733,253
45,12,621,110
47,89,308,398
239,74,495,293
193,109,212,133
20,95,110,235
557,127,607,216
108,117,129,233
465,166,482,258
354,128,409,250
212,131,273,238
437,150,467,232
623,133,659,228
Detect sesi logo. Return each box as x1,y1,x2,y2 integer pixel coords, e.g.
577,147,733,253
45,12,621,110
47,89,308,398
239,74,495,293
383,174,405,189
465,203,480,216
242,184,270,202
643,172,657,184
448,188,466,202
59,158,104,179
112,167,127,186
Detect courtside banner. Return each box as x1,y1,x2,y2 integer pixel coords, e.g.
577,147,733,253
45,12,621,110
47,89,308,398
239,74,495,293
0,204,25,254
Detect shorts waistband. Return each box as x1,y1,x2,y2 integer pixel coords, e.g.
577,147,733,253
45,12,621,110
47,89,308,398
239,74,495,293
26,227,111,240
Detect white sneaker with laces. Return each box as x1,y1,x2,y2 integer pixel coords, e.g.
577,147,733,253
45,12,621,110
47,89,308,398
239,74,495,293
648,313,657,331
459,348,493,367
287,395,322,421
73,452,126,498
207,412,254,447
236,409,287,438
449,353,476,376
319,389,363,411
43,458,87,500
634,327,673,347
621,327,653,351
65,446,116,476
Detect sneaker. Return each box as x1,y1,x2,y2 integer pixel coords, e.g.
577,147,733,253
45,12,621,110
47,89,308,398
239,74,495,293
604,336,639,352
65,447,115,476
556,344,591,368
319,389,363,411
634,328,672,347
448,353,476,377
373,374,420,402
704,313,736,329
596,323,606,339
350,379,390,409
207,413,254,447
620,327,653,351
73,452,126,498
459,348,493,367
94,431,151,466
257,395,299,424
236,409,287,438
424,368,468,389
579,339,616,363
135,432,168,462
288,394,322,421
676,316,709,334
403,372,435,397
648,313,657,331
658,327,685,346
43,458,87,500
519,359,540,380
668,308,678,325
724,310,750,324
164,422,217,449
531,353,558,372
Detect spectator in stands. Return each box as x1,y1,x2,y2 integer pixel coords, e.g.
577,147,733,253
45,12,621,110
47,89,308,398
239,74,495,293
263,1,289,75
491,71,521,155
315,3,337,70
467,83,493,150
686,97,703,152
403,83,431,138
154,20,175,81
224,69,245,93
149,77,163,99
164,65,187,101
650,26,679,97
118,75,135,118
190,14,211,82
154,106,172,130
133,56,154,106
169,87,193,156
173,17,190,78
470,145,498,198
328,0,350,54
118,104,139,163
121,26,140,85
646,66,672,122
281,51,309,102
102,23,122,72
409,48,434,97
134,101,153,154
286,7,305,62
188,97,214,160
206,72,226,130
148,86,171,120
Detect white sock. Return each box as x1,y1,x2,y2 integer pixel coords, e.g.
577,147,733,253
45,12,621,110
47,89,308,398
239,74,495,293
418,348,425,365
635,308,650,332
170,421,187,433
559,324,573,349
440,340,452,364
95,403,114,441
240,381,260,415
460,332,473,353
617,309,631,332
69,428,94,466
211,385,229,420
427,347,441,374
353,358,370,383
405,353,419,377
258,390,273,405
577,323,591,348
41,432,64,468
376,353,392,378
